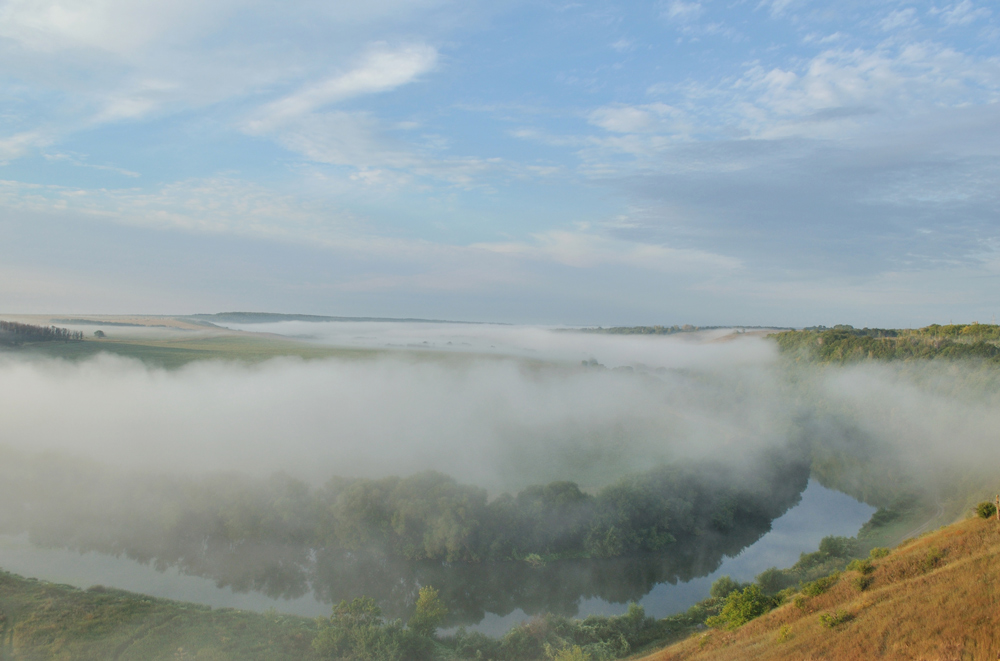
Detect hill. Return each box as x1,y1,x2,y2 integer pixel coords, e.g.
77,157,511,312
639,514,1000,660
0,572,321,660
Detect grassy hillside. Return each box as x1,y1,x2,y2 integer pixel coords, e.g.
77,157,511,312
0,572,321,660
640,514,1000,660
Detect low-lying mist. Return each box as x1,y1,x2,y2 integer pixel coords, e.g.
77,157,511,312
0,328,788,491
5,322,1000,624
2,323,1000,498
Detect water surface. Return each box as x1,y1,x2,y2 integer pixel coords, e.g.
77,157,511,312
0,480,873,633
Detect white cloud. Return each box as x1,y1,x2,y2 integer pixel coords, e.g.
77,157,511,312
733,42,1000,138
589,103,681,133
0,131,52,163
43,152,140,178
610,38,636,52
87,79,183,122
266,111,418,169
0,177,341,241
245,44,438,134
932,0,991,27
880,8,918,31
758,0,799,18
473,230,741,273
663,0,703,22
0,0,234,54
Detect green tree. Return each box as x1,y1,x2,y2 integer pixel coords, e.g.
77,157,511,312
408,586,447,637
709,575,744,600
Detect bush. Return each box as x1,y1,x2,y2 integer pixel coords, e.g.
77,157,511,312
801,573,840,597
705,585,779,630
818,536,858,559
846,559,874,575
313,597,409,661
922,547,945,572
976,501,997,519
818,609,853,629
868,547,890,559
852,575,873,591
450,603,659,661
547,645,592,661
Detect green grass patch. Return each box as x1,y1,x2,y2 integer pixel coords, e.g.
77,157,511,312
818,609,853,629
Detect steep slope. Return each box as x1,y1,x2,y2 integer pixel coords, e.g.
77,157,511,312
640,515,1000,660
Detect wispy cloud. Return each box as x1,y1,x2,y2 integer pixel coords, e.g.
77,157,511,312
932,0,991,27
473,230,741,273
0,131,52,164
43,152,140,178
588,103,682,134
663,0,703,22
245,44,438,134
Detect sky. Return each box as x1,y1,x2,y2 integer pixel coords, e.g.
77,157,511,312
0,0,998,326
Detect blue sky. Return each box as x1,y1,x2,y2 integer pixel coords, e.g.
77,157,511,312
1,0,998,326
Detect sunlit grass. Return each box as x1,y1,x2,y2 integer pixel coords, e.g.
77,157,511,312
639,515,1000,660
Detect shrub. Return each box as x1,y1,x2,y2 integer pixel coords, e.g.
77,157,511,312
852,575,873,591
709,575,745,600
547,645,592,661
705,585,779,630
313,597,409,661
846,559,874,575
524,553,545,567
922,547,945,572
801,573,840,597
868,547,890,559
774,624,791,643
818,536,858,559
818,609,853,629
975,501,997,519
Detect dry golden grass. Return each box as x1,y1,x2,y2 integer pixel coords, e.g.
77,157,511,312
640,516,1000,660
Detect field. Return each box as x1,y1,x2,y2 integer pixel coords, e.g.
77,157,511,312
0,315,420,367
0,572,322,660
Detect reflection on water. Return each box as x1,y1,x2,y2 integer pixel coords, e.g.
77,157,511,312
0,480,872,632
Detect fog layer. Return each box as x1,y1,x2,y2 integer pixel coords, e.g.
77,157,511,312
1,323,998,496
0,328,786,490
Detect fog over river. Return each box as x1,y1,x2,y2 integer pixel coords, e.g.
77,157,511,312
1,320,993,631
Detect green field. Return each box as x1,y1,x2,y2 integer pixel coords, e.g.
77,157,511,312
0,571,322,660
2,335,397,368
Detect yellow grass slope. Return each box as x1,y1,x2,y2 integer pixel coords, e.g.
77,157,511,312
641,516,1000,660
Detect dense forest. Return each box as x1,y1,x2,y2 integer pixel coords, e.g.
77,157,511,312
0,321,83,345
771,323,1000,364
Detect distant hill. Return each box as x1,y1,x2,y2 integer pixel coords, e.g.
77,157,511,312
640,514,1000,660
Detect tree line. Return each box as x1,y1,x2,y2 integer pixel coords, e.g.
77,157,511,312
0,321,84,345
771,324,1000,364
